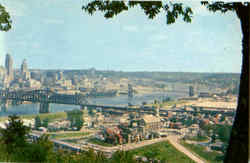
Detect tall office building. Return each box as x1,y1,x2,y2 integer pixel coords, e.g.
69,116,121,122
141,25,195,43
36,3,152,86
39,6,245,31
21,59,30,80
58,71,64,80
5,53,14,81
21,59,28,74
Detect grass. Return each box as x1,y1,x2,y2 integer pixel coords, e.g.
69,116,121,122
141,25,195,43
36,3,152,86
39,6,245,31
49,132,90,139
87,138,115,147
181,140,224,163
187,136,209,142
0,112,67,122
131,141,195,163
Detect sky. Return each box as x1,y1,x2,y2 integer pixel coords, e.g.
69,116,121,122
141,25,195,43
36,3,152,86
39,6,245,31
0,0,242,73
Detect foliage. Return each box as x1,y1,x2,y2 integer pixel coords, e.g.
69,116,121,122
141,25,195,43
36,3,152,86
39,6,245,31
35,115,42,129
66,109,84,130
214,125,232,143
0,112,69,123
111,150,136,163
187,135,208,142
0,4,11,31
200,123,232,145
75,117,84,130
0,115,30,153
21,135,54,162
35,114,62,129
43,118,49,128
0,116,54,162
82,1,193,24
0,0,248,161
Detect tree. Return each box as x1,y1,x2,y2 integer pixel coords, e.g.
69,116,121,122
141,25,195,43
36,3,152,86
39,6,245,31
111,150,136,163
75,117,83,130
66,109,84,130
43,118,49,128
0,115,57,162
0,1,248,162
142,101,147,106
35,115,42,129
82,2,249,162
0,4,11,31
216,125,232,143
0,115,30,154
211,134,216,144
23,134,54,162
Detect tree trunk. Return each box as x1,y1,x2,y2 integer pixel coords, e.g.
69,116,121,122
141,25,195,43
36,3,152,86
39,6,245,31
224,5,249,163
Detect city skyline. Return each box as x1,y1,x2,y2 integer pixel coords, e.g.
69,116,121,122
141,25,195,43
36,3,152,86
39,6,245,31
0,0,242,73
1,53,241,74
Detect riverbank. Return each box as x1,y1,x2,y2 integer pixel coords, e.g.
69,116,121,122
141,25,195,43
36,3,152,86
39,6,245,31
0,111,67,122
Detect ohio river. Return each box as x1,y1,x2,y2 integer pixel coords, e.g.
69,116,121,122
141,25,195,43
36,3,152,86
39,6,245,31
0,91,187,117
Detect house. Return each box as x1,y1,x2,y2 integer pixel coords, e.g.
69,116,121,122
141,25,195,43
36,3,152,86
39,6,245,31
139,114,162,133
101,127,123,145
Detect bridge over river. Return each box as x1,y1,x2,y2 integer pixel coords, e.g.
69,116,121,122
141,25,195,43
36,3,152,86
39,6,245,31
0,89,88,113
0,89,234,115
0,89,156,114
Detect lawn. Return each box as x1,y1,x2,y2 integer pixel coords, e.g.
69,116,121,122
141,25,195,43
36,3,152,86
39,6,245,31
49,132,90,139
186,135,209,142
131,141,195,163
181,141,224,163
87,138,115,147
0,112,67,122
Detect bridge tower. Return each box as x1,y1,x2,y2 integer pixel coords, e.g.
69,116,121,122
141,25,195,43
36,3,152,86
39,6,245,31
39,102,50,113
154,102,160,117
189,86,194,97
128,84,133,106
0,99,8,112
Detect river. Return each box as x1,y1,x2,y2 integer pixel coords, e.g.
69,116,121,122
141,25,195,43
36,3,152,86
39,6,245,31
0,91,188,117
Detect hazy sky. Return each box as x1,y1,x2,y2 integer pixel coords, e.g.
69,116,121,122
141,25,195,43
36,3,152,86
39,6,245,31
0,0,242,73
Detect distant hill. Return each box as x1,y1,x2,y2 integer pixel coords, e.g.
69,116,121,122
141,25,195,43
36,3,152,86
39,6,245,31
30,69,240,88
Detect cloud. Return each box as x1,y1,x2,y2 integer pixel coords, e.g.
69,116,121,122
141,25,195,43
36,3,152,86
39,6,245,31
122,25,138,32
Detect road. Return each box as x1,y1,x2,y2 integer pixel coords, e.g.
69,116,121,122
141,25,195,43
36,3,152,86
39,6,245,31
31,130,206,162
167,135,206,163
115,137,169,151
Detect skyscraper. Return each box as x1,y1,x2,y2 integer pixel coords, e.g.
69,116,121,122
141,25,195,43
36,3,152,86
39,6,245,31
21,59,28,74
5,53,14,81
58,71,64,80
20,59,30,80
